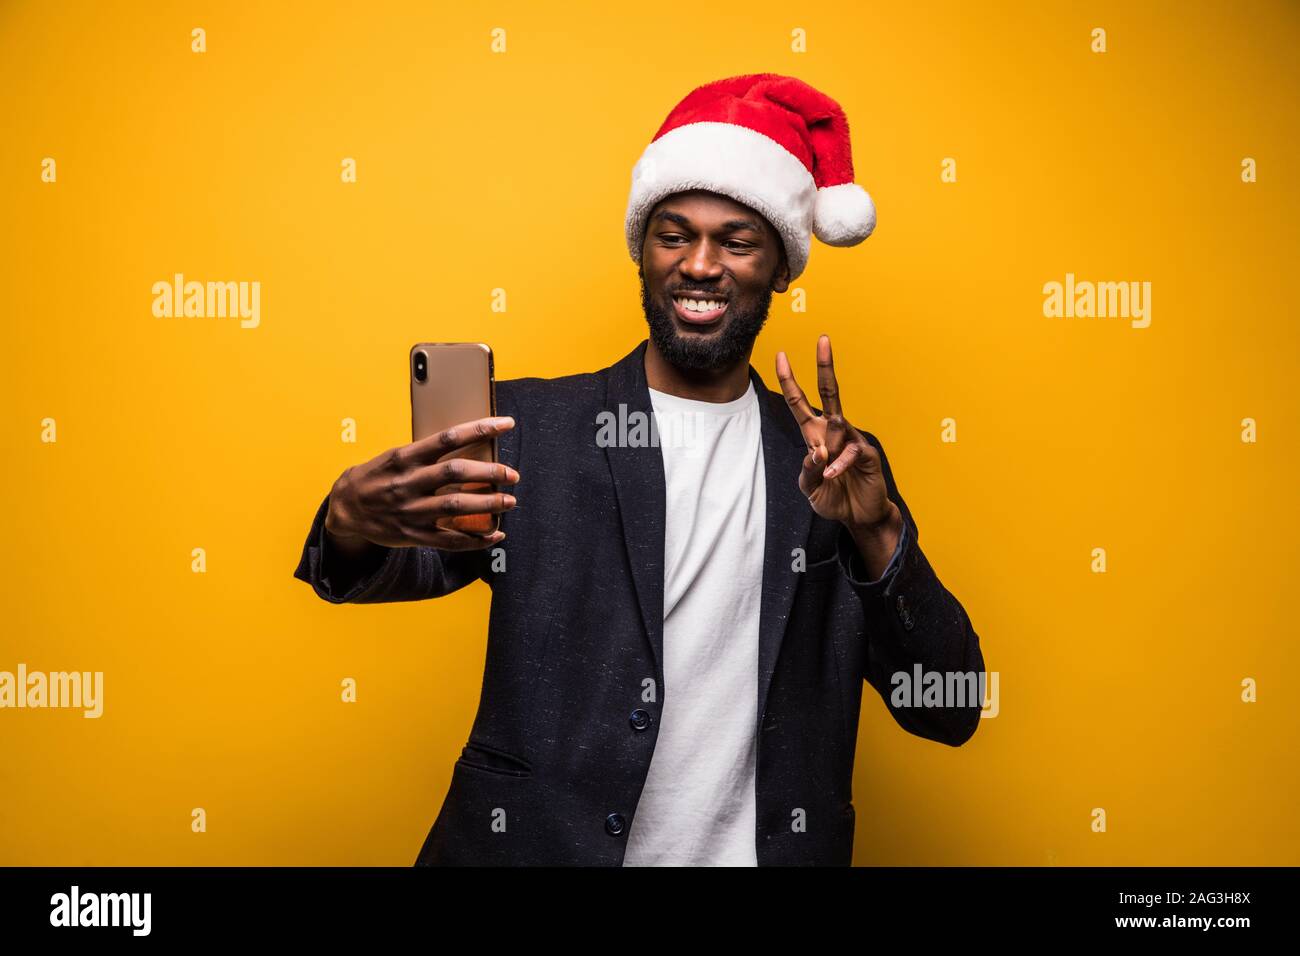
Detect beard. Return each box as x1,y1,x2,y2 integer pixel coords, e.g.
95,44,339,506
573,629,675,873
639,267,774,373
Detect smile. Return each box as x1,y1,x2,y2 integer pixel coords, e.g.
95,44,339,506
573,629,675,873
671,295,729,325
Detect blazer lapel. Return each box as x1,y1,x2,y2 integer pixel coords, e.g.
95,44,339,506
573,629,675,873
750,364,817,729
602,341,667,679
601,341,816,721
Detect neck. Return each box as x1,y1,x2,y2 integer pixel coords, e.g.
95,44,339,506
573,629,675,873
644,338,753,402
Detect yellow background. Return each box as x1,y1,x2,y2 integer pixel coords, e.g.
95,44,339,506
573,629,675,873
2,0,1296,865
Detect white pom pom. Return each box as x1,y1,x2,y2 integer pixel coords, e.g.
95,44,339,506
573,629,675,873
813,183,876,246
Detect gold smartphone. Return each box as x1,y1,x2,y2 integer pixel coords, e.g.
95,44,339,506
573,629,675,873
409,342,498,535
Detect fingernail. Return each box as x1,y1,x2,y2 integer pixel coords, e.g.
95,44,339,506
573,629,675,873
504,495,517,507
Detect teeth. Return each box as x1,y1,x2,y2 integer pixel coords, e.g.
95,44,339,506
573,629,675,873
675,297,726,313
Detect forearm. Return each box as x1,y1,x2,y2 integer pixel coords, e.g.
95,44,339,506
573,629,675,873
837,519,985,747
292,492,488,604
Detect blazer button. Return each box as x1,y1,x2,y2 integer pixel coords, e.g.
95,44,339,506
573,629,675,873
902,613,915,631
629,709,651,731
895,595,907,614
605,813,626,836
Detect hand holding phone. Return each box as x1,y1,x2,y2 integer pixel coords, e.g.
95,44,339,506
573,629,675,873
322,342,517,552
324,415,519,551
409,343,501,535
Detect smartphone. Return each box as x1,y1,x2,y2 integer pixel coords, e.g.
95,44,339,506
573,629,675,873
409,342,498,535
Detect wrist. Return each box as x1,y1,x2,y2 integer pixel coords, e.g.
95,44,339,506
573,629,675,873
325,472,360,538
846,502,903,576
324,486,372,553
324,522,382,562
323,503,356,541
847,500,901,541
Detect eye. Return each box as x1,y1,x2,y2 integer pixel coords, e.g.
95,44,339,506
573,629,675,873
657,234,753,251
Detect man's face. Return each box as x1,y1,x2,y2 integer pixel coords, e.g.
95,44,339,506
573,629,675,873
639,190,791,372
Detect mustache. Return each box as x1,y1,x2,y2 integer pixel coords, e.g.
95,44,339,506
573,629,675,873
671,286,727,297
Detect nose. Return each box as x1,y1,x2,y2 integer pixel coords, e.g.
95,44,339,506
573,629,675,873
678,238,725,282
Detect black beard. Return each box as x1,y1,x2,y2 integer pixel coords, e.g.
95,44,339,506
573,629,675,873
639,269,774,373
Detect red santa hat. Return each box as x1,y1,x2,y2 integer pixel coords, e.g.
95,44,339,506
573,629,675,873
625,73,876,281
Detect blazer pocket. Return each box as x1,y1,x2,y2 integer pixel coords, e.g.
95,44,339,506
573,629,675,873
456,740,534,778
802,552,843,583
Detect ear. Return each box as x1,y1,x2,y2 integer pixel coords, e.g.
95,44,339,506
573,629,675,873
770,247,791,294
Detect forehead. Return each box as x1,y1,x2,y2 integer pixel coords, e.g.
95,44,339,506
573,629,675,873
649,190,775,236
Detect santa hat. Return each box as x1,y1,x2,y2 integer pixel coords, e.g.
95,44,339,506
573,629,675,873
625,73,876,281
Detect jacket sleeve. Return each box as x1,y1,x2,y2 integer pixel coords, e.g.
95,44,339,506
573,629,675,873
291,491,491,604
834,432,986,747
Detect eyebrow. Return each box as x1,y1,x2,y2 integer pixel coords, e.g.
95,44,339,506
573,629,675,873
651,210,763,234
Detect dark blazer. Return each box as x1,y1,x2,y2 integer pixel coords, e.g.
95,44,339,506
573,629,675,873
292,340,985,866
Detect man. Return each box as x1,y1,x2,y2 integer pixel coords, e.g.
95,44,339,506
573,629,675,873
293,73,986,866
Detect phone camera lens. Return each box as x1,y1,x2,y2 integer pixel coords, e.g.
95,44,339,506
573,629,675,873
414,351,427,383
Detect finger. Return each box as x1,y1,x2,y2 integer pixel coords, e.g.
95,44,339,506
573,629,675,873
416,528,507,551
808,436,829,468
403,490,518,519
775,351,819,430
777,351,829,458
815,335,844,421
822,439,861,480
407,459,520,496
402,416,515,467
799,449,825,499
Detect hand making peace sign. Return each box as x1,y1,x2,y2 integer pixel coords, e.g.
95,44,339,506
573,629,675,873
775,335,903,543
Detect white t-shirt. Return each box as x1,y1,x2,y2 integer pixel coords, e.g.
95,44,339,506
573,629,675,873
622,381,767,866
